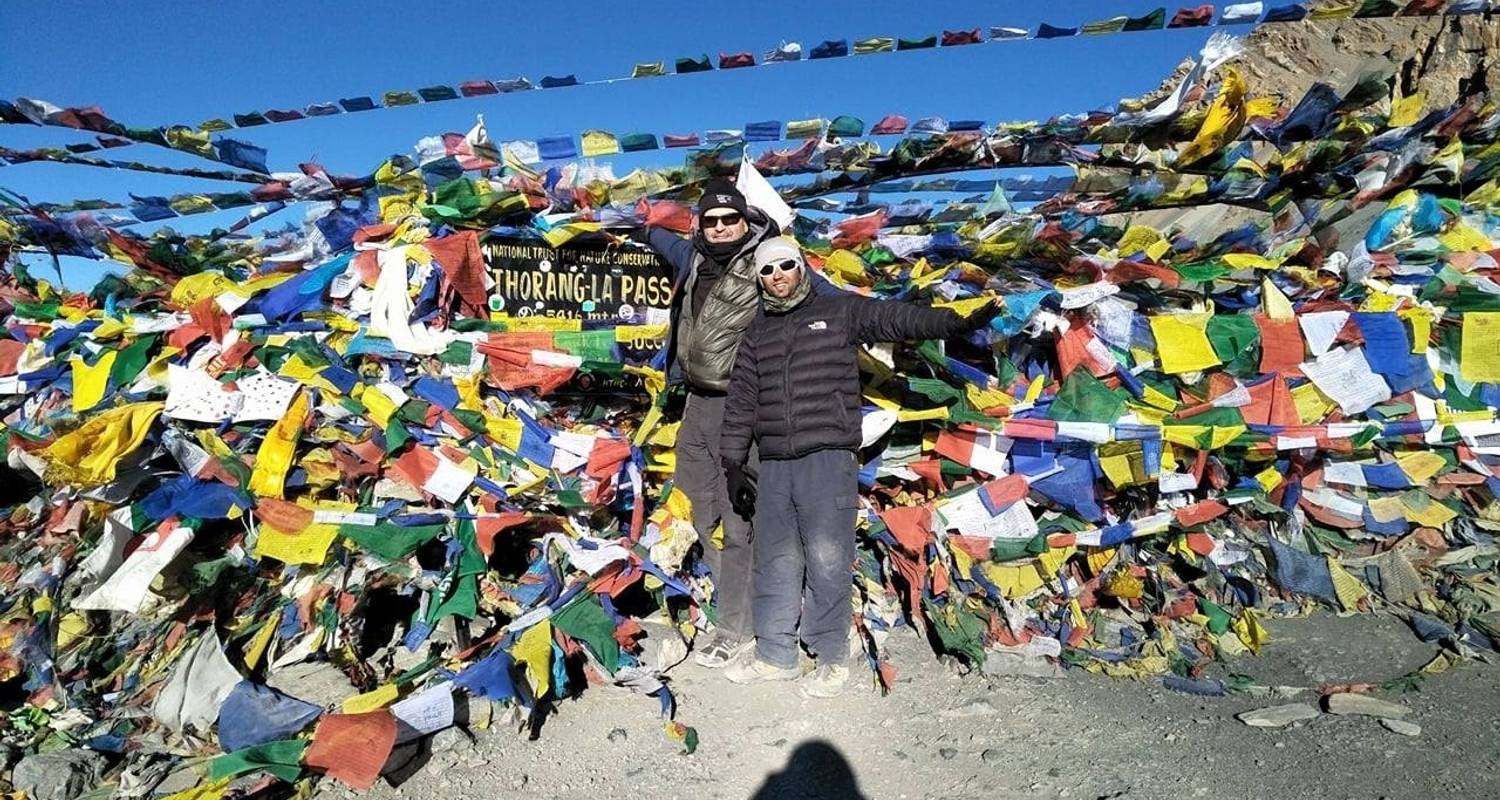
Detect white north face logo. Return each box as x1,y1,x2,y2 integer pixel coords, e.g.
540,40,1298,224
808,321,827,331
716,194,733,203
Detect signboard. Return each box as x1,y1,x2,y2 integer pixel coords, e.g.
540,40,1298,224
483,237,675,325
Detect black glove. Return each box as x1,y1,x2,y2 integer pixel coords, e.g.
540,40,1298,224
725,462,757,520
955,299,1002,333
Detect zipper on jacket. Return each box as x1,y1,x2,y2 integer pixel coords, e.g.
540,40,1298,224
782,312,794,452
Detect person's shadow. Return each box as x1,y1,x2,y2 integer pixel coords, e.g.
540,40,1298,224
751,740,868,800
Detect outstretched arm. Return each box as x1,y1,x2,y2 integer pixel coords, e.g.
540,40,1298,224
631,226,697,281
846,295,968,344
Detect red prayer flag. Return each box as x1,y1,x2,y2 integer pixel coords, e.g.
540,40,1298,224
303,710,398,790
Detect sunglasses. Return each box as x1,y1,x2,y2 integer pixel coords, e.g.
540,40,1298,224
759,258,801,277
701,212,744,229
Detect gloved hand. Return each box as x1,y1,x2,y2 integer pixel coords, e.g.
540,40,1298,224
956,299,1002,333
725,462,757,519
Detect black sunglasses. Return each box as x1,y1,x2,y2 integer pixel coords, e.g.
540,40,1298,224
759,258,800,277
702,212,744,229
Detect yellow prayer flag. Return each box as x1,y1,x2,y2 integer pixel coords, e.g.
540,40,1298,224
1291,382,1335,424
1178,68,1247,165
342,682,401,714
496,316,583,333
897,406,950,423
1327,557,1370,611
822,250,869,284
580,130,621,158
982,562,1046,599
614,324,668,343
1402,494,1458,527
1389,93,1425,128
933,295,994,316
242,611,281,671
1262,278,1295,320
1395,451,1446,484
486,415,523,452
1098,453,1137,488
71,351,117,413
1149,313,1221,374
1254,467,1283,492
1221,253,1279,271
541,222,601,248
514,620,553,697
42,401,163,486
254,522,338,566
1233,609,1267,653
1460,312,1500,383
247,389,308,498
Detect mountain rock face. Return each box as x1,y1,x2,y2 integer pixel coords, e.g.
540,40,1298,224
1105,15,1494,238
1134,15,1496,112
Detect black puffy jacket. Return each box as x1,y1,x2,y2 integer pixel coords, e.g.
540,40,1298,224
720,291,968,465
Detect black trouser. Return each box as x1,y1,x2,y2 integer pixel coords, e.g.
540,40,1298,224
676,392,755,639
751,449,859,669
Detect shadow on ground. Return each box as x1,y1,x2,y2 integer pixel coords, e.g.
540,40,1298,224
751,739,868,800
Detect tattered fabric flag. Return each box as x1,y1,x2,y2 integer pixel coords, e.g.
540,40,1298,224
216,681,323,752
989,26,1029,40
785,118,824,139
581,130,621,157
871,115,910,135
1223,1,1267,21
675,55,711,74
854,37,895,55
303,710,398,790
809,39,849,59
1170,4,1217,26
41,401,163,486
1124,7,1169,29
151,629,242,735
1082,15,1130,34
1264,3,1310,20
764,41,802,62
941,29,983,46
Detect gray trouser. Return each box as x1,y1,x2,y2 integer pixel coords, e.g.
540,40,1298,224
676,392,755,639
752,449,859,669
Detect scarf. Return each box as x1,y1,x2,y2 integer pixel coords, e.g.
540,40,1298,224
763,269,812,314
695,231,751,265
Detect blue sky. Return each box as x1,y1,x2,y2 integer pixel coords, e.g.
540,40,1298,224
2,1,1218,288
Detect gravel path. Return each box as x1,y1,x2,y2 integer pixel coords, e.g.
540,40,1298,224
344,613,1499,800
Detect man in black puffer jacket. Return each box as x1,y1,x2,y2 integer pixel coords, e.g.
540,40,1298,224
720,237,999,698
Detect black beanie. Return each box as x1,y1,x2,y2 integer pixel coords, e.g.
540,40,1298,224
697,178,748,216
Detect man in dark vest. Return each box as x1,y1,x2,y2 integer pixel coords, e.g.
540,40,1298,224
633,178,779,668
719,237,998,697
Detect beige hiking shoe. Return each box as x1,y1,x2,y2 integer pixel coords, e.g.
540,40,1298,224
723,653,800,684
797,663,850,699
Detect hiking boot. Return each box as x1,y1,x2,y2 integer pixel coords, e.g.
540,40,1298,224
797,663,850,699
693,634,754,669
723,654,800,684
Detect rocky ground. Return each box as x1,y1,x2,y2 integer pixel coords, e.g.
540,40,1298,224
342,612,1499,800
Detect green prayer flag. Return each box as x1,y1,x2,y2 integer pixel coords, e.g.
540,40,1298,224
552,595,621,672
341,521,446,561
1050,371,1127,424
1198,598,1232,634
554,330,616,362
109,334,157,387
208,739,308,783
1206,315,1260,362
